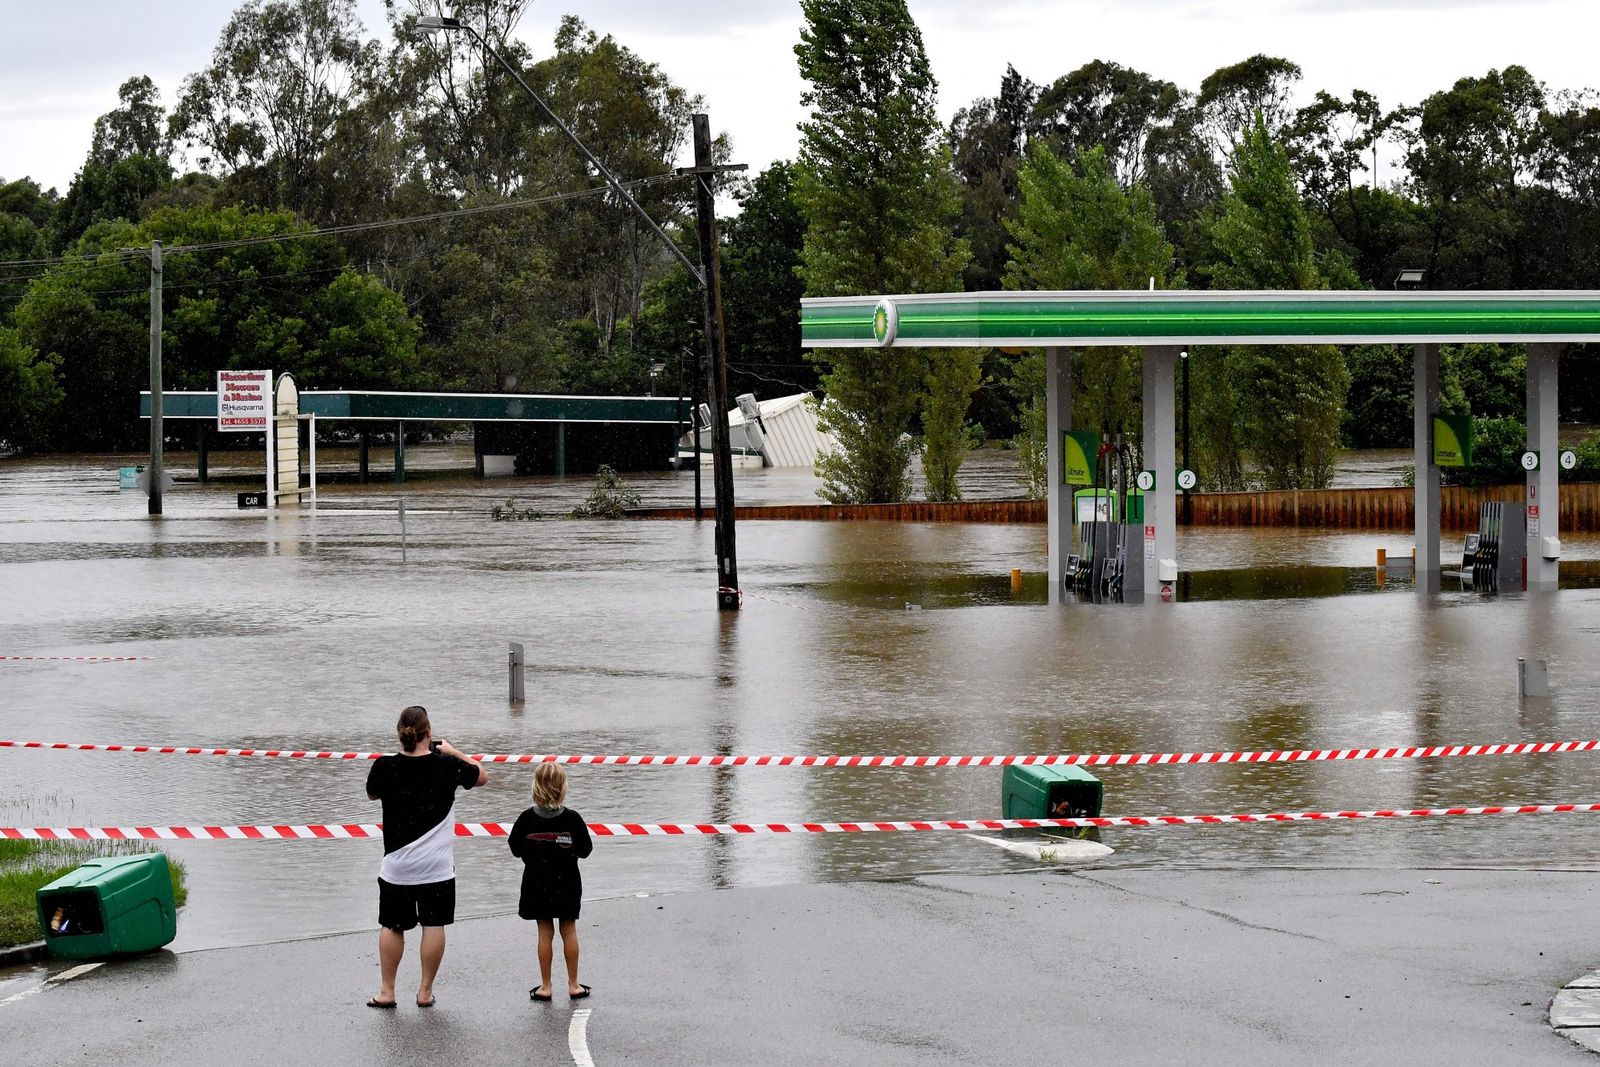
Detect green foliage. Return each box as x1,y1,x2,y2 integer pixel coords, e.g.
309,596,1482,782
1006,350,1048,498
721,163,814,399
1343,345,1412,448
1003,143,1178,471
921,349,982,500
490,498,544,521
1443,416,1527,487
1203,115,1348,489
949,65,1036,290
0,327,63,452
12,204,422,450
1441,343,1525,419
795,0,972,503
570,465,642,518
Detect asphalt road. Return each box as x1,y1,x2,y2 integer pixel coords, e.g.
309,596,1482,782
3,866,1598,1065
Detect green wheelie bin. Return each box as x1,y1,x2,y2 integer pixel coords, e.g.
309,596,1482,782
35,853,177,959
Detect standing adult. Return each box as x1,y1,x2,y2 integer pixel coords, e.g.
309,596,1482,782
364,705,488,1009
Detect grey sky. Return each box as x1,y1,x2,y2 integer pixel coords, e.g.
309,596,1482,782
2,0,1597,193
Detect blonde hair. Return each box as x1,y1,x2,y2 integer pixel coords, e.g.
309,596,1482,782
532,763,569,808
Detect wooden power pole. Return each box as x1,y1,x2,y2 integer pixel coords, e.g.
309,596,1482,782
685,114,742,610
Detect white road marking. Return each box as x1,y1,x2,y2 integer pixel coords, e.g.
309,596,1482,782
47,962,103,984
568,1007,595,1067
0,961,104,1008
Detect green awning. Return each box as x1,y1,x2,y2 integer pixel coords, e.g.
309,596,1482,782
801,291,1600,348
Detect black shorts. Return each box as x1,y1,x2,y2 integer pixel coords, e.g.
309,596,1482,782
378,877,456,931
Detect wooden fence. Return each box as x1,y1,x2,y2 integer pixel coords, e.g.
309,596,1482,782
629,482,1600,531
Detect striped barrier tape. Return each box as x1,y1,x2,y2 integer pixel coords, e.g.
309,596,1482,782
0,656,151,663
4,803,1600,840
5,738,1600,767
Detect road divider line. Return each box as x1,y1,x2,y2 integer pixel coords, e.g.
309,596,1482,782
569,1008,594,1067
6,738,1600,767
4,804,1600,840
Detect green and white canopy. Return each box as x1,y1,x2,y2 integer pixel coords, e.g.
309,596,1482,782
801,290,1600,349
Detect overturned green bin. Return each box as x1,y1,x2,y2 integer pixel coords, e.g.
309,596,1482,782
1002,764,1103,819
36,854,177,959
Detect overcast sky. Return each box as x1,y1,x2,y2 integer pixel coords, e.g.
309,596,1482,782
3,0,1598,194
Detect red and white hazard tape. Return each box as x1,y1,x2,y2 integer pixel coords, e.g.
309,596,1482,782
0,656,150,663
5,803,1600,840
5,738,1600,767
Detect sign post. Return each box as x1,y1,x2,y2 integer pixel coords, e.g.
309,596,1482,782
218,369,272,509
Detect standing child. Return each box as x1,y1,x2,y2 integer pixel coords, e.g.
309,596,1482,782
509,762,594,1001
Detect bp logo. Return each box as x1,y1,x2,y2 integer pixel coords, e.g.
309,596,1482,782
872,298,899,346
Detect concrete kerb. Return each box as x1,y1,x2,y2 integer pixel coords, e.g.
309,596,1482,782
0,941,47,968
1554,969,1600,1054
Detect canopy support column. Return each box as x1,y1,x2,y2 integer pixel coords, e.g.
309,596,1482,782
1528,343,1560,590
1045,347,1072,603
394,421,405,484
1142,346,1179,599
1413,344,1441,593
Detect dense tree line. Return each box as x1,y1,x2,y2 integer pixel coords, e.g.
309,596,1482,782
4,0,1600,498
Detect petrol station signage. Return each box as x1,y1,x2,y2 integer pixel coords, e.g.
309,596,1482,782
1431,413,1473,467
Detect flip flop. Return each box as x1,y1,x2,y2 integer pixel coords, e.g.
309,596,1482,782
569,985,592,1000
530,988,553,1002
366,997,398,1010
416,996,436,1008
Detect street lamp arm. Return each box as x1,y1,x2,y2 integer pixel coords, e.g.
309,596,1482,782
442,21,704,285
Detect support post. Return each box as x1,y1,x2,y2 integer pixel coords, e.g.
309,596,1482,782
693,351,703,519
473,424,484,479
1527,343,1560,590
196,421,208,484
1143,346,1179,599
1413,343,1441,592
265,406,276,511
508,641,526,704
359,430,370,483
394,421,405,484
147,240,163,516
308,413,317,508
1045,346,1073,602
690,113,740,610
1180,348,1191,525
556,422,566,478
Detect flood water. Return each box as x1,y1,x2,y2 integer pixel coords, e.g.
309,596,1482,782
5,444,1600,952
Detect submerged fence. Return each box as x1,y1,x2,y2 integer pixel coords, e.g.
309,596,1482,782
629,483,1600,531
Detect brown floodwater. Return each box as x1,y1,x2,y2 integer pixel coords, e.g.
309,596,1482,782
4,444,1600,952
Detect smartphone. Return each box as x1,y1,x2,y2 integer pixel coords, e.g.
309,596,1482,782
429,740,441,753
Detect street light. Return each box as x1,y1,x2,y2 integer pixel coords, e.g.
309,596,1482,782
414,12,744,609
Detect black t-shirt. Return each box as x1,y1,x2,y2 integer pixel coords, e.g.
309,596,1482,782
366,751,480,854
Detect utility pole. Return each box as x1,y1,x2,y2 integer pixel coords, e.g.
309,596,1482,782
148,239,163,516
685,114,741,609
414,17,745,609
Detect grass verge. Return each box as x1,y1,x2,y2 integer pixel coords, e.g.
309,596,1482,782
0,839,187,948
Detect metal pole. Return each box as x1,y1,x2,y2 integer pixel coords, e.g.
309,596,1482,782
508,641,525,703
147,240,163,516
265,396,276,510
691,113,739,610
309,413,317,508
1181,349,1191,525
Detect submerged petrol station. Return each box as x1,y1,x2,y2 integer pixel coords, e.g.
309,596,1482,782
802,290,1600,601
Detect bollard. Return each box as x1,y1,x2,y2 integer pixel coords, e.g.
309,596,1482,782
398,498,408,563
508,641,526,703
1376,547,1387,568
1010,568,1022,592
1518,657,1550,698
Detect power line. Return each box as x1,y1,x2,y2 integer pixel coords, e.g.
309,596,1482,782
0,172,689,272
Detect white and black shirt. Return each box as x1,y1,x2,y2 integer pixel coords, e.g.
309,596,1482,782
366,751,480,885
